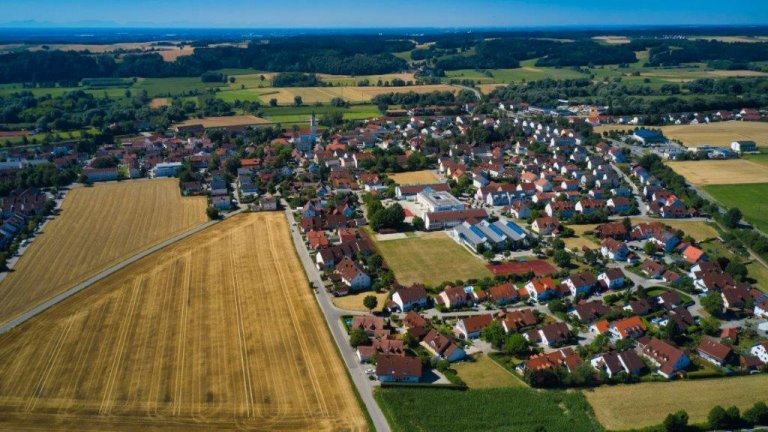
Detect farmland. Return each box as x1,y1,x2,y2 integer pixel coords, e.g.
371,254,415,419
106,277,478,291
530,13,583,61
386,170,440,185
375,387,603,432
221,84,458,105
372,232,493,286
175,115,273,128
0,180,208,327
584,375,768,431
0,213,367,431
705,183,768,233
660,121,768,148
666,159,768,185
452,354,526,389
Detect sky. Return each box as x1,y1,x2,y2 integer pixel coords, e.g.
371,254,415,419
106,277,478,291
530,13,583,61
1,0,768,28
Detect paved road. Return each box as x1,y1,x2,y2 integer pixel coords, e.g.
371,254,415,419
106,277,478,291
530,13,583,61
608,161,649,217
451,83,482,101
0,208,243,334
282,202,391,432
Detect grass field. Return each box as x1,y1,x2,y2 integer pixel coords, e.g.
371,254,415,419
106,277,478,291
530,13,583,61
0,180,208,327
386,170,440,185
704,183,768,233
0,213,367,431
331,290,389,312
373,232,492,286
175,115,273,128
667,160,768,185
444,60,587,84
660,121,768,148
376,387,603,432
584,375,768,431
453,354,525,389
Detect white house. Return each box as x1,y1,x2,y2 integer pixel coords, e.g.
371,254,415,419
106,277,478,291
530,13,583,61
336,257,371,291
751,341,768,364
391,285,428,312
598,268,626,290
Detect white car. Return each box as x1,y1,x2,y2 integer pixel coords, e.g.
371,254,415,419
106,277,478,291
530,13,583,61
365,368,374,374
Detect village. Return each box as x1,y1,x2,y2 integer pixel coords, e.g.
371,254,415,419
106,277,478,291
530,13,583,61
1,92,767,427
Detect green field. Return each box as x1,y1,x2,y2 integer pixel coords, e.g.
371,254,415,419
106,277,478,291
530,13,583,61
704,183,768,234
0,128,99,145
453,354,526,389
372,232,493,286
375,387,603,432
444,60,588,84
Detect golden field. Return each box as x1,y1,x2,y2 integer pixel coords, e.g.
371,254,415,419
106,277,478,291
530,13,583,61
0,213,367,431
584,375,768,430
666,159,768,185
0,179,208,326
661,121,768,147
176,115,273,128
387,170,440,185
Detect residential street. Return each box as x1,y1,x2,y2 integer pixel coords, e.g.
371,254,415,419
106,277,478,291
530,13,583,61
282,202,391,432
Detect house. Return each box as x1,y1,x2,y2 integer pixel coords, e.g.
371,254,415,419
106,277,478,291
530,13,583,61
755,299,768,319
545,201,575,219
595,222,628,240
531,216,561,237
731,140,758,153
403,311,429,340
376,355,422,383
391,284,428,312
526,348,582,373
600,238,630,262
656,291,683,311
682,246,707,264
571,300,611,323
591,350,646,377
455,314,493,339
598,268,626,290
696,337,733,367
721,284,753,310
525,277,559,302
357,338,405,362
152,162,183,177
308,230,329,249
81,167,119,182
638,337,690,379
564,271,598,297
607,197,631,214
750,341,768,364
211,195,231,210
639,259,665,278
335,257,371,291
501,308,538,333
625,299,655,316
423,330,466,362
437,285,468,309
487,282,519,306
529,322,571,347
610,316,646,339
351,316,386,337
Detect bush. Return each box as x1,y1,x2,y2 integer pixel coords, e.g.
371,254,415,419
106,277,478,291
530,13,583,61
663,410,689,432
349,328,369,347
743,401,768,426
206,206,220,219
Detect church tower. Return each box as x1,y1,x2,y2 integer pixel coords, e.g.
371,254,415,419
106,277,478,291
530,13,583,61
310,112,317,140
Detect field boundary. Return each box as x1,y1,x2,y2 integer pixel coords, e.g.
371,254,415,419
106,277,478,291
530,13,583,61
0,210,240,334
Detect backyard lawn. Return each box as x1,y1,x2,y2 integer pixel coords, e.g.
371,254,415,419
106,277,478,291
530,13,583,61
453,354,526,389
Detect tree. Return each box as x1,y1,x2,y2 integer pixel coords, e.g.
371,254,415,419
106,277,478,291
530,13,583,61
700,316,721,336
293,95,303,107
206,206,220,220
583,248,597,264
553,249,571,268
663,318,681,342
708,405,729,429
622,216,632,232
412,216,425,231
349,328,369,347
743,401,768,426
481,320,505,349
702,292,724,316
504,333,529,357
363,295,378,313
722,207,743,228
663,410,689,432
725,261,748,282
269,98,278,107
644,241,657,256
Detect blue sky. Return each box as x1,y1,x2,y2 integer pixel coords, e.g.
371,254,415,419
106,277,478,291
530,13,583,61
2,0,768,28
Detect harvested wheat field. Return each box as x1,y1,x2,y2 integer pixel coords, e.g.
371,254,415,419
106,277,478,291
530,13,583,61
585,375,768,430
148,97,170,108
0,179,208,327
387,170,440,185
258,84,458,105
661,121,768,147
666,159,768,185
176,115,273,128
0,213,367,431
